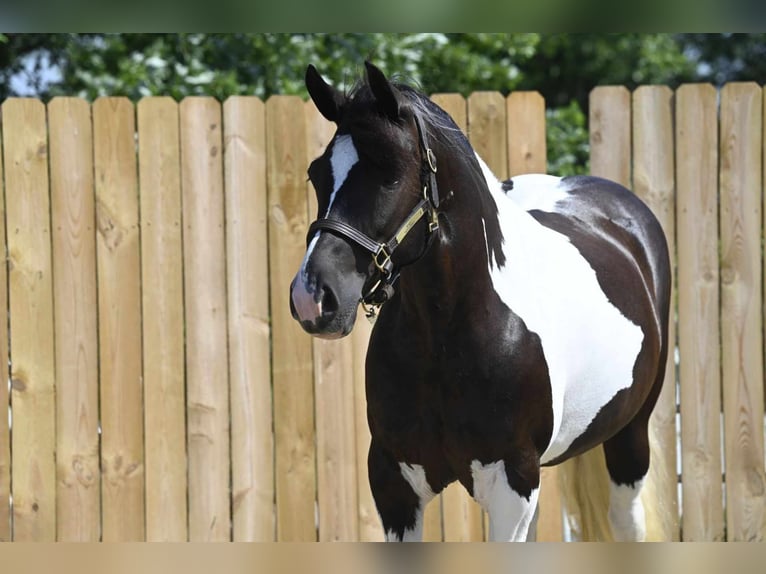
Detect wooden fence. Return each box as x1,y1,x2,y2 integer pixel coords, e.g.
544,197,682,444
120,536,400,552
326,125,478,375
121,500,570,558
0,84,764,542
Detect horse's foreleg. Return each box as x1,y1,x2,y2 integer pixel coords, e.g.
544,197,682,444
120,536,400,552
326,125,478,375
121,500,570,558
471,457,540,542
369,442,436,542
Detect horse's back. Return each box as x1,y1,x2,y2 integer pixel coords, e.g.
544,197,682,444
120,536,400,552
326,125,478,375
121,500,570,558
507,174,670,314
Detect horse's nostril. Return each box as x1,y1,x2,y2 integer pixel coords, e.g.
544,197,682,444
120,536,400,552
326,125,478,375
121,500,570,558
320,285,338,316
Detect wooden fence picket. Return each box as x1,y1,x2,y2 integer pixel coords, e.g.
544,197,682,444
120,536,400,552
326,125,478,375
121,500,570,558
3,98,57,541
719,83,765,542
93,97,145,541
180,97,231,542
223,96,275,542
590,86,632,188
137,97,188,541
676,84,724,541
48,97,100,541
266,95,317,542
0,114,8,542
632,86,680,541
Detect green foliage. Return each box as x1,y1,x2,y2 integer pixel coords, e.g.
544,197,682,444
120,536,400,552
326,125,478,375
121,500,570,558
0,33,763,176
546,100,589,177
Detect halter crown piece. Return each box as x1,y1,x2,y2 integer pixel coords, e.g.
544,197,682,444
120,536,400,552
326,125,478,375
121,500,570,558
307,112,444,323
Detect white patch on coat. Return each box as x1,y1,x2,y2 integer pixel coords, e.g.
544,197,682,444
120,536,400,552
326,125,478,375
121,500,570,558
474,155,645,464
328,134,359,215
608,479,646,541
505,173,570,212
383,463,436,542
470,460,539,542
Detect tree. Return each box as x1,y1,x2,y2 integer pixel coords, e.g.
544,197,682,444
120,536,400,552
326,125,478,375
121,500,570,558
0,33,762,175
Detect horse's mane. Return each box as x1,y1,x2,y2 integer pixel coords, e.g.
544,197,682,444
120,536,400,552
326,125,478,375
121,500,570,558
345,78,474,156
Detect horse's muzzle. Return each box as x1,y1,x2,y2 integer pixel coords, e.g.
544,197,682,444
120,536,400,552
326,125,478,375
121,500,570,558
289,275,353,339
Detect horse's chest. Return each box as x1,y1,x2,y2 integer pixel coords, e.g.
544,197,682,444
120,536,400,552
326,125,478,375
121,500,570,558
366,327,551,469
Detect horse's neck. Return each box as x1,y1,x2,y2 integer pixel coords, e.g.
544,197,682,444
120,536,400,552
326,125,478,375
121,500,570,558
396,150,522,327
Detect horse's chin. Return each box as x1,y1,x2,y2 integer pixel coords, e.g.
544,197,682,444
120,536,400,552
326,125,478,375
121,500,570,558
305,303,359,340
313,330,349,341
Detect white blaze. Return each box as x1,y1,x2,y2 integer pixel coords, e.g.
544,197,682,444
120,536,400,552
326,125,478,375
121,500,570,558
328,133,359,215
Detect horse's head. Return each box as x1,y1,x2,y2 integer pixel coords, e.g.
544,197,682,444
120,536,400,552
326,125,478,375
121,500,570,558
290,61,441,338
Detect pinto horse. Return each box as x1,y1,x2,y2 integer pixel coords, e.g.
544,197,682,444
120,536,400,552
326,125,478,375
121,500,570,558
290,62,671,542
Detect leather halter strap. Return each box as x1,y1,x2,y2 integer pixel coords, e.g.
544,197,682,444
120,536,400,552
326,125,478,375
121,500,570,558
306,111,442,316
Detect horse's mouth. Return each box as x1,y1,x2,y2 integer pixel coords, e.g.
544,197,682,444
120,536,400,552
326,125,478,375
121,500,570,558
290,283,358,339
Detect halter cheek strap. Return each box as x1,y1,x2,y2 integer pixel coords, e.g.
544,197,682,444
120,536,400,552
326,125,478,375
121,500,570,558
306,112,443,321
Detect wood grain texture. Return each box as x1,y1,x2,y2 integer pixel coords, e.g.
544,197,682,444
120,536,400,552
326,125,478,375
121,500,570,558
266,95,317,541
719,83,765,541
432,92,486,542
632,86,680,541
48,98,100,541
468,92,509,181
507,91,547,176
0,110,10,542
675,84,724,541
137,97,188,541
3,98,57,541
305,101,360,541
93,98,145,541
180,97,231,541
223,96,275,541
590,86,632,187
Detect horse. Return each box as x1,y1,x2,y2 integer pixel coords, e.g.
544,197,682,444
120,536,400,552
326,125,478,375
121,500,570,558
290,61,671,542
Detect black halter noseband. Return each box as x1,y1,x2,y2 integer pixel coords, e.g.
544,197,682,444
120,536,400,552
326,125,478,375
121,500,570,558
306,113,444,321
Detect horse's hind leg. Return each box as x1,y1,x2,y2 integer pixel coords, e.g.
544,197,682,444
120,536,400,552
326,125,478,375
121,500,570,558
602,411,653,541
368,442,437,542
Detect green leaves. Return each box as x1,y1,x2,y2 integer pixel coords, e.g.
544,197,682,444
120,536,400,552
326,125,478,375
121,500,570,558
1,33,761,177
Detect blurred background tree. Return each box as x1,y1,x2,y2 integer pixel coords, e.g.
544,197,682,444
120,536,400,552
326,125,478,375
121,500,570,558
1,33,763,175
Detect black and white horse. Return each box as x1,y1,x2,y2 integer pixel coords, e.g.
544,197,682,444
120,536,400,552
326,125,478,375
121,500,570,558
290,62,671,542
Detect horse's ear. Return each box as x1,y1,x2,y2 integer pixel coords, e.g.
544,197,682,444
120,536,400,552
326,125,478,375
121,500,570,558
305,64,344,123
365,61,400,121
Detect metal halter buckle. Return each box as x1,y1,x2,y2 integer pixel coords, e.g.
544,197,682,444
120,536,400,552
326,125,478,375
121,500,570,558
373,245,392,275
426,148,437,173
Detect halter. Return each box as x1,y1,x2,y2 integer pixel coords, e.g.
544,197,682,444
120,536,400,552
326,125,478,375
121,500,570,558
306,112,444,322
